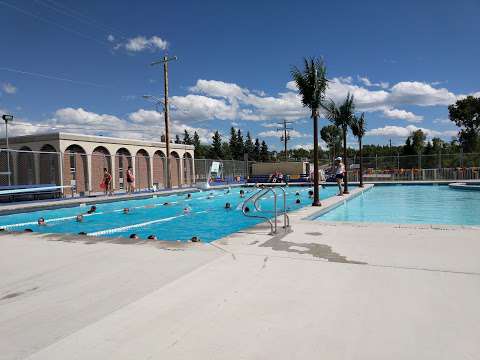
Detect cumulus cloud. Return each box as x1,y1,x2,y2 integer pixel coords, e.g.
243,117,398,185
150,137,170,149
357,76,389,89
366,125,456,139
382,108,423,122
2,82,17,94
113,35,168,52
258,130,308,138
388,82,457,106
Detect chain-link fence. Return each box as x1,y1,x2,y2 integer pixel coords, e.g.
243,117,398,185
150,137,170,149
194,159,249,184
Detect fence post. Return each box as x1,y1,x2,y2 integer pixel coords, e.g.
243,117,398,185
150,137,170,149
375,154,378,170
59,151,65,197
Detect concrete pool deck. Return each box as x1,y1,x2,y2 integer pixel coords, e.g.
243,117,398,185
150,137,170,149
1,186,479,359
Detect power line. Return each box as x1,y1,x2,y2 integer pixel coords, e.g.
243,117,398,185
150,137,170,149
34,0,128,41
0,1,109,47
0,67,114,88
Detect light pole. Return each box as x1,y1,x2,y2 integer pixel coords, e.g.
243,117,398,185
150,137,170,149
149,55,177,188
2,114,13,186
142,94,170,188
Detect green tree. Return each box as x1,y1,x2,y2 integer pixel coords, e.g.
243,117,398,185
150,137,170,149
174,134,181,144
228,127,238,157
183,129,193,145
448,96,480,152
320,124,341,164
244,132,255,159
236,129,244,160
291,57,328,206
253,138,261,161
260,140,269,161
323,93,355,194
209,131,223,159
350,112,366,187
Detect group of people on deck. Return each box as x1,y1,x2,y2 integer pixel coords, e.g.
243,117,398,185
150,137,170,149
101,167,135,196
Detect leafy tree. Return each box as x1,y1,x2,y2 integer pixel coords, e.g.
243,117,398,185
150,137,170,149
323,93,355,194
174,134,181,144
448,96,480,152
320,124,341,164
350,112,366,187
183,130,193,145
244,132,255,159
291,57,328,206
209,131,223,159
260,140,269,161
221,142,232,159
411,129,426,155
253,138,261,161
193,131,201,148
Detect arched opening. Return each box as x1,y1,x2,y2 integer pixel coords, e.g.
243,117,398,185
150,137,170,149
64,144,88,195
17,146,35,185
183,152,194,185
39,144,60,185
153,150,166,189
91,146,112,193
135,149,150,190
115,148,131,191
170,151,180,188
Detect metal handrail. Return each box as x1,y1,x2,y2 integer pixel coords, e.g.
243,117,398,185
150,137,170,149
242,187,276,234
275,186,290,229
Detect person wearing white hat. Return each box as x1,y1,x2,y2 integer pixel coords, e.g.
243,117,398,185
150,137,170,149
334,157,345,195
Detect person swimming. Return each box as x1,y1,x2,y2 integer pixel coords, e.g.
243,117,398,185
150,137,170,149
147,234,157,240
183,207,191,214
163,202,171,206
295,191,300,196
123,208,130,214
37,217,46,226
87,205,96,214
308,190,314,198
186,193,192,199
76,214,84,222
244,206,250,213
129,233,139,239
190,236,201,242
295,199,301,204
239,189,245,198
225,202,231,209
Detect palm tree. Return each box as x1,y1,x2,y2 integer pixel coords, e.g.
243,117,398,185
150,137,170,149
351,112,366,187
291,57,328,206
323,93,355,194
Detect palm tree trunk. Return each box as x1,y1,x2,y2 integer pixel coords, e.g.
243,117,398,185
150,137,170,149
343,126,349,194
359,137,364,187
312,113,321,206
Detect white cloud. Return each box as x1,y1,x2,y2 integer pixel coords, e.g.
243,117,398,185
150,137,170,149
433,118,451,124
382,108,423,122
357,76,389,89
258,130,308,138
115,35,168,52
366,125,456,139
388,82,457,106
2,82,17,94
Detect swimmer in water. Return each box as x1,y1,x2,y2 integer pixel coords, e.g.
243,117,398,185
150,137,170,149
86,205,96,214
225,202,231,209
163,202,171,206
183,207,190,215
190,236,201,242
308,190,314,198
239,189,245,198
186,193,192,199
295,191,300,196
147,235,157,240
244,206,250,213
76,214,84,222
129,233,139,239
37,217,46,226
123,208,130,214
295,199,301,204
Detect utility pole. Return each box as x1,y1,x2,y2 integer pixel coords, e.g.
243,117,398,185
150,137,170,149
2,114,13,186
277,119,293,161
150,55,177,188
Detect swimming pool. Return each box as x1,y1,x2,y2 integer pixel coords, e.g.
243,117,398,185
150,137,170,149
0,186,340,242
317,184,480,226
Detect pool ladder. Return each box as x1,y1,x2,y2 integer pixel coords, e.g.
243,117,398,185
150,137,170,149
241,186,290,235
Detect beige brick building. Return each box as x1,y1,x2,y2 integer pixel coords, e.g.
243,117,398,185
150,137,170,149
0,132,195,195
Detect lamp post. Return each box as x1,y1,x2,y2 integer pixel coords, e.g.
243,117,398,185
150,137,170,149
2,114,13,186
142,94,170,188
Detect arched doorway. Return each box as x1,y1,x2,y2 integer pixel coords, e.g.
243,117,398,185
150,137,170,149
153,150,166,189
115,148,131,191
64,144,88,195
17,146,35,185
135,149,150,190
91,146,111,192
183,152,194,185
39,144,60,185
170,151,180,188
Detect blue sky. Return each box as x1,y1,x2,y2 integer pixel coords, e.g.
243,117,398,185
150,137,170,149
1,0,479,151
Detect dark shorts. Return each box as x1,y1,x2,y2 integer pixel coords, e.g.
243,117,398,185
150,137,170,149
335,174,344,180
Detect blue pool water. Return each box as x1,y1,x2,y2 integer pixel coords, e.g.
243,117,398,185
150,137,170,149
0,186,339,242
317,185,480,225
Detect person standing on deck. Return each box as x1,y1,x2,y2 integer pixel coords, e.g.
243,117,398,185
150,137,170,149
126,166,135,194
103,168,113,196
334,157,345,196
